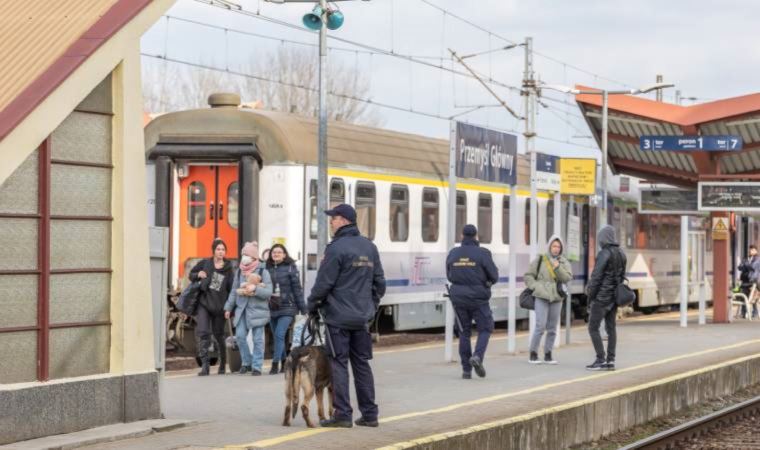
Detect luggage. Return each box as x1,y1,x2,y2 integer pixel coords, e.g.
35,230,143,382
177,281,201,316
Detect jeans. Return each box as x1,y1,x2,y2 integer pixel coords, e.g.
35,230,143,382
454,303,494,373
588,301,617,362
236,320,265,370
327,325,378,422
270,315,294,362
529,298,562,354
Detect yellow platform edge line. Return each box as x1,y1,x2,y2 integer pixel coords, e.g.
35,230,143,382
226,336,757,449
376,351,760,450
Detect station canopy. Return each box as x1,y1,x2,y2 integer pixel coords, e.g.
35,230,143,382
575,86,760,187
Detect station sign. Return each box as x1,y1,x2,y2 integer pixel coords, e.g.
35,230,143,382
559,158,596,195
639,188,698,214
566,215,581,262
535,153,561,191
712,217,729,240
454,122,517,185
698,182,760,212
640,135,742,152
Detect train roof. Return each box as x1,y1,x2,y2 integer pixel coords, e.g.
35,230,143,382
144,102,531,185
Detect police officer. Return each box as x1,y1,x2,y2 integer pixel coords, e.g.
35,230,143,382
307,204,386,428
446,224,499,379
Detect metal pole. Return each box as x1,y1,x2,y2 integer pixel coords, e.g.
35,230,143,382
524,37,537,338
553,191,562,348
445,121,457,362
699,235,707,325
316,0,329,264
600,90,609,227
680,215,688,328
508,187,518,353
566,195,575,345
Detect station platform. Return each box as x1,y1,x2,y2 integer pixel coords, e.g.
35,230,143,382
21,311,760,450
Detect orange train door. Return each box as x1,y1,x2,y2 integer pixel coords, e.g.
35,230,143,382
179,165,239,278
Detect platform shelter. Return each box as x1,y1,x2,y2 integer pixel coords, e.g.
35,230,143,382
575,87,760,322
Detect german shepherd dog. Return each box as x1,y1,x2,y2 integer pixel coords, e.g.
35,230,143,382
282,315,334,428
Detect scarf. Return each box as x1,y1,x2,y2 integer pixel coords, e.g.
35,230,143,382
240,258,258,277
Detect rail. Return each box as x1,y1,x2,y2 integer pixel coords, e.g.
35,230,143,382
619,394,760,450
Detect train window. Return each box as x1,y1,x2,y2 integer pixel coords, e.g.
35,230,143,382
355,181,376,240
421,188,439,243
330,178,345,207
390,185,409,242
456,191,467,243
309,180,317,239
524,201,539,246
625,209,636,249
648,215,659,249
502,196,510,244
613,207,622,247
546,199,555,239
227,182,239,229
478,194,492,244
187,181,206,228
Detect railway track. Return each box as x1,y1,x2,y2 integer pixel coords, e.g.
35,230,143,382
620,395,760,450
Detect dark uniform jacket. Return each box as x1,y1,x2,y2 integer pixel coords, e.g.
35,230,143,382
446,237,499,307
266,261,307,318
307,224,386,330
586,226,627,306
189,258,234,315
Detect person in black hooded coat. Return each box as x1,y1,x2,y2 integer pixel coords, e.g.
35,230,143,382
585,225,627,371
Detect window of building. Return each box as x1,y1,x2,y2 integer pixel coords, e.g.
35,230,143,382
1,75,113,383
456,191,467,243
421,188,439,243
187,181,206,228
227,182,239,229
502,196,510,244
477,194,492,243
390,185,409,242
355,182,376,240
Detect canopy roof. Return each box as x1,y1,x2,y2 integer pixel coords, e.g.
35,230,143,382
576,86,760,186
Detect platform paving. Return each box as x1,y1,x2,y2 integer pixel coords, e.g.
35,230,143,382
15,311,760,450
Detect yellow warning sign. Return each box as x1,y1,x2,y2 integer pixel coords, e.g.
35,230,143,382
712,217,729,240
560,158,597,195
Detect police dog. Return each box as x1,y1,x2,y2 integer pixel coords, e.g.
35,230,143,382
282,317,333,428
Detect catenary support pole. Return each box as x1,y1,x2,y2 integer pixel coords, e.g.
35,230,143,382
553,191,562,347
508,187,518,353
316,0,329,264
680,215,689,328
524,37,537,340
445,121,457,362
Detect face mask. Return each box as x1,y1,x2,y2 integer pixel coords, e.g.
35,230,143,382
240,255,254,266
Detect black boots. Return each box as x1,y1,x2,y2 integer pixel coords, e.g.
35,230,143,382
218,350,226,375
198,357,210,376
270,361,279,375
198,337,210,376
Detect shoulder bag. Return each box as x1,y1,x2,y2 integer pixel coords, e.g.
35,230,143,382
614,250,636,307
519,257,543,310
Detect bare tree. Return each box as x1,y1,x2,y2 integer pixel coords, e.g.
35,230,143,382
142,48,382,126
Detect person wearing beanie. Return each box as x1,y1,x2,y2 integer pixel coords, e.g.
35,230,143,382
445,224,499,379
189,238,234,376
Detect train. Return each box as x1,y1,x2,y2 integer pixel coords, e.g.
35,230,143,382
144,93,717,332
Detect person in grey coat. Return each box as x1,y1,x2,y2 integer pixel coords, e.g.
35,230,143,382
524,235,573,365
224,241,273,375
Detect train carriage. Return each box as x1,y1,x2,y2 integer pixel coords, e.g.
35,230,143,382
145,94,714,332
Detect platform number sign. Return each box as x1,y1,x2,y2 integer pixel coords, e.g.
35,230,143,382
640,135,742,152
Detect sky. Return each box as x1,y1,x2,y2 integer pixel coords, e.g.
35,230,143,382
140,0,760,159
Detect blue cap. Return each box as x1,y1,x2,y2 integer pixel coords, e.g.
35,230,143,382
325,204,356,223
462,224,477,237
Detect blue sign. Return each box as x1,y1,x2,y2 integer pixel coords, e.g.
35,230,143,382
455,122,517,185
640,135,742,151
537,153,559,173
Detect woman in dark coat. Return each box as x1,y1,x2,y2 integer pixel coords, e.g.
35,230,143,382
265,244,307,374
188,238,234,376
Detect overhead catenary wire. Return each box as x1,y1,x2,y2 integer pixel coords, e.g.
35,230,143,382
140,52,598,151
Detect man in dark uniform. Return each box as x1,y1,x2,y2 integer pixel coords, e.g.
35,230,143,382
308,204,386,428
446,224,499,379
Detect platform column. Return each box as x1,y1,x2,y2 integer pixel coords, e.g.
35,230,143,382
712,211,729,323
